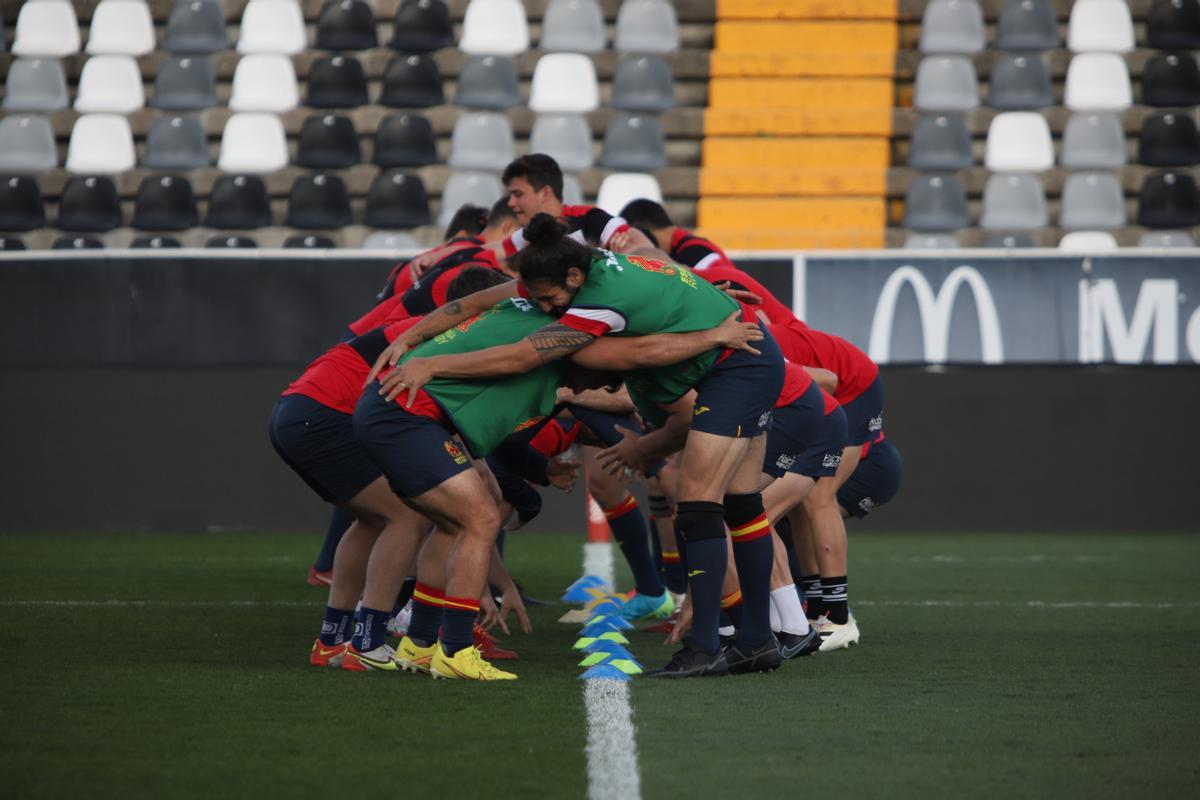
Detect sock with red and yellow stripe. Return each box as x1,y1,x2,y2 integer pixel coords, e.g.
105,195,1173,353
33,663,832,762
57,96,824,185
407,582,445,647
604,495,665,597
649,493,687,594
440,594,481,656
721,589,744,631
724,493,774,648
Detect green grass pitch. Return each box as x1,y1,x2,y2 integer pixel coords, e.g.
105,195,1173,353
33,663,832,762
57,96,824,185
1,531,1198,798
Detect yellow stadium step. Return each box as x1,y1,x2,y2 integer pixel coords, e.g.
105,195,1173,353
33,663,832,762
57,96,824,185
704,108,893,137
703,137,890,169
709,51,896,78
697,228,886,250
716,0,898,21
697,198,885,230
715,21,898,53
700,167,887,197
708,78,894,110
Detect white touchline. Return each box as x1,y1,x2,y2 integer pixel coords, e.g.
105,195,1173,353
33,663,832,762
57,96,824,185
581,541,642,800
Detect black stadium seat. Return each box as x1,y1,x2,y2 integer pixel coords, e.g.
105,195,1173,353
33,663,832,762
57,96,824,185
1141,52,1200,107
296,114,362,169
364,169,430,228
57,176,122,232
379,54,444,108
0,236,27,250
306,55,369,109
316,0,378,51
1138,113,1200,167
390,0,454,53
204,175,272,229
1137,171,1200,229
130,235,182,248
372,113,437,167
52,235,104,249
1146,0,1200,50
285,173,352,229
284,233,337,248
132,175,199,231
206,235,257,248
0,175,45,231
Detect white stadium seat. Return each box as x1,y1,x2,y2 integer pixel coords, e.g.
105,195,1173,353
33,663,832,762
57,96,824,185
596,173,663,216
529,54,599,113
66,114,136,173
1068,0,1135,53
984,112,1054,171
237,0,308,54
1058,231,1119,252
87,1,156,56
12,1,81,57
1065,53,1133,111
229,54,300,112
74,56,146,113
459,0,529,55
218,112,290,173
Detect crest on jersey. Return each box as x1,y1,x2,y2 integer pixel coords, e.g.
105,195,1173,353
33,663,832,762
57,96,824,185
444,441,468,465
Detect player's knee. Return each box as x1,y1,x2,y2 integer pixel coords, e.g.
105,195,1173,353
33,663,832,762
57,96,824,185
722,492,764,529
674,500,725,542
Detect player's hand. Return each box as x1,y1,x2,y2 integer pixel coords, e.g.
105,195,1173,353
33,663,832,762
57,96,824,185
715,281,762,306
546,458,581,492
378,358,435,405
607,229,635,252
666,592,692,645
499,584,533,634
364,338,410,386
479,591,503,633
596,426,643,478
712,310,763,355
406,247,448,281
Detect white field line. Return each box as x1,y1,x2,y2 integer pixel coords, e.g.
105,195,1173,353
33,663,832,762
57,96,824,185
581,541,642,800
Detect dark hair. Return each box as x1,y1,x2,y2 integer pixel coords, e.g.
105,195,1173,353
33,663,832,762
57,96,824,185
502,154,563,201
515,213,594,287
447,265,510,301
619,199,672,230
442,204,489,241
487,196,516,227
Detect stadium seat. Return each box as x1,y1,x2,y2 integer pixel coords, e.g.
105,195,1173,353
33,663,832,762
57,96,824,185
237,0,307,54
130,235,183,248
438,172,504,226
1058,231,1118,252
229,54,300,112
596,173,663,215
1061,113,1126,169
541,0,606,53
1064,53,1132,111
529,54,599,113
1059,172,1126,230
57,176,122,231
989,54,1053,110
12,1,80,57
53,235,105,249
614,0,679,53
611,55,675,112
285,233,337,248
380,54,445,107
142,116,210,169
390,0,454,52
447,113,516,171
456,55,522,109
460,0,529,55
1139,113,1200,167
1067,0,1134,53
0,237,28,251
919,0,985,54
1139,230,1195,248
218,113,289,173
984,112,1053,171
65,114,136,173
86,0,156,56
306,55,369,108
204,174,273,229
132,175,198,231
296,114,362,169
908,114,973,169
1146,0,1200,49
901,174,969,231
4,58,69,111
74,55,145,113
0,116,58,172
994,0,1058,50
600,115,667,170
362,231,420,249
163,0,227,54
372,113,438,167
206,235,257,248
982,231,1036,248
151,56,217,111
562,173,584,205
980,173,1047,230
529,114,594,170
0,176,45,232
903,232,960,249
913,56,980,111
1141,52,1200,107
365,170,431,228
316,0,378,51
1137,171,1200,228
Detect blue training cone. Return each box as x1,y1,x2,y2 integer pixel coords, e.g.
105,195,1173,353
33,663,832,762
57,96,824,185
584,614,634,630
582,640,637,659
579,664,633,681
561,575,608,603
581,618,630,637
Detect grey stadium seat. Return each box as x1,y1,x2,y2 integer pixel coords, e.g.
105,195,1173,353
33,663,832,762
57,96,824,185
902,174,969,231
455,56,521,109
529,114,594,171
611,55,675,112
141,116,210,169
163,0,228,54
562,173,584,205
1059,172,1126,230
980,174,1047,230
362,231,420,250
1060,113,1126,169
989,54,1053,110
438,172,504,227
908,114,973,169
447,112,516,171
3,58,68,111
983,231,1036,248
0,115,57,172
614,0,679,53
600,114,667,170
914,56,979,111
919,0,985,54
1138,231,1195,248
903,232,960,249
540,0,606,53
994,0,1059,50
151,56,217,110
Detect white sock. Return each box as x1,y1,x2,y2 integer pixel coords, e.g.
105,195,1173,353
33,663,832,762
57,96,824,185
718,625,736,637
771,585,811,635
769,598,781,632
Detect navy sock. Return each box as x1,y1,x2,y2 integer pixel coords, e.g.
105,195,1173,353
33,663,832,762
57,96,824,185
675,501,726,655
725,494,774,648
605,496,665,597
393,576,416,615
407,582,444,646
314,508,353,572
319,606,353,646
351,606,390,652
441,596,480,656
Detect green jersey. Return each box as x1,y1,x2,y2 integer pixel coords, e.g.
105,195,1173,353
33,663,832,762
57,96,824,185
402,297,561,457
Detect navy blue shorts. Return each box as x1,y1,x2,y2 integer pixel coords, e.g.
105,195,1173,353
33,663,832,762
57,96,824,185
353,385,472,499
763,381,849,479
268,394,382,505
841,374,885,446
838,438,903,518
691,323,785,438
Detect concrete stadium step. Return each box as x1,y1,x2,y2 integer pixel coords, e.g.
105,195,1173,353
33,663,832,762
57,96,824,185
705,108,892,137
707,78,893,109
703,137,890,168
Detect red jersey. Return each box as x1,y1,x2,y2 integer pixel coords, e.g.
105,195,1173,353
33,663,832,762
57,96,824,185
693,262,796,328
501,205,630,256
379,236,485,301
529,419,581,458
348,292,408,337
774,361,840,415
668,228,734,274
772,319,878,407
402,249,501,315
